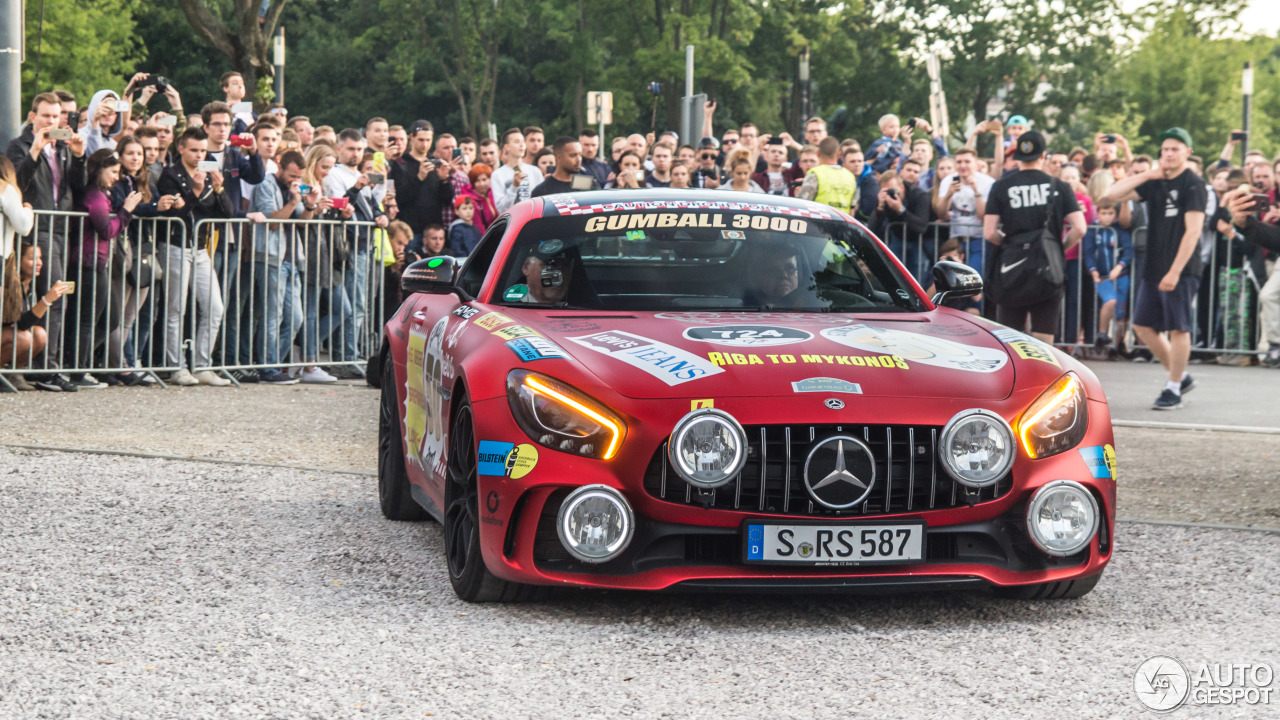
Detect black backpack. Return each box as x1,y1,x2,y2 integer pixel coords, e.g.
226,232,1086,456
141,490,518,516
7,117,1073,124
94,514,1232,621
987,183,1066,306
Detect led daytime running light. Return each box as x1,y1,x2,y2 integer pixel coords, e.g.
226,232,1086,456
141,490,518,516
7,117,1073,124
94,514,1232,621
524,376,622,460
1019,375,1079,459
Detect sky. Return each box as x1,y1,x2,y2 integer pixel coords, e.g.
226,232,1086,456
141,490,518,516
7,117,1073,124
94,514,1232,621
1241,0,1280,36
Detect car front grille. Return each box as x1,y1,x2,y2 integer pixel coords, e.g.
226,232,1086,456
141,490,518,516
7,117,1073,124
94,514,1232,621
642,424,1012,517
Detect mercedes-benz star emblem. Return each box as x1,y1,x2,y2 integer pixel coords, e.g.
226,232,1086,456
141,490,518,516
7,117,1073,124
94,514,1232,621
803,435,877,510
824,398,845,409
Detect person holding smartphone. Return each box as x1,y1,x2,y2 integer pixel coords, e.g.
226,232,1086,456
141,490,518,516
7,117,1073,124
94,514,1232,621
490,128,542,213
3,242,74,390
80,85,136,155
6,92,88,390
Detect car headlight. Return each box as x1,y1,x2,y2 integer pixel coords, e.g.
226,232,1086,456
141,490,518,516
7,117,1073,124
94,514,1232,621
938,408,1015,488
507,370,626,460
668,408,748,489
1017,373,1088,460
556,485,634,563
1025,479,1100,556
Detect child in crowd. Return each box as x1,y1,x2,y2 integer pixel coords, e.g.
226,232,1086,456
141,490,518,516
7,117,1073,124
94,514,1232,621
1082,199,1134,349
865,114,905,174
447,195,481,257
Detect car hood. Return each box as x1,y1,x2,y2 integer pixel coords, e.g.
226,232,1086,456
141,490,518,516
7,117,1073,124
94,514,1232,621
496,309,1017,401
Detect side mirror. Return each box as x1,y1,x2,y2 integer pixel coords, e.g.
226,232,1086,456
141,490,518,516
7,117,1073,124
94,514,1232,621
931,260,983,306
401,256,460,296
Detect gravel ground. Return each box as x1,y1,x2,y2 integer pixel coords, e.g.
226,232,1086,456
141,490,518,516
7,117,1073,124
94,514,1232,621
1,449,1277,719
2,383,1278,527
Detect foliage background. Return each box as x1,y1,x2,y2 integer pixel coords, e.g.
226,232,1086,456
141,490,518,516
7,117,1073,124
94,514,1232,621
19,0,1280,158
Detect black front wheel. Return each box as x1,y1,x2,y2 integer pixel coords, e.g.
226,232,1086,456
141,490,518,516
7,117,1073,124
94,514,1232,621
378,354,428,521
444,398,537,602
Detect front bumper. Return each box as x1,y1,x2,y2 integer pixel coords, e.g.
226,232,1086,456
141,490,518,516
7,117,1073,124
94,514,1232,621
471,396,1116,593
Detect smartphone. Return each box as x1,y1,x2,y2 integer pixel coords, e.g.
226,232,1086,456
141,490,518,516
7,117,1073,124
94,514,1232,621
67,111,80,130
232,101,253,114
1103,134,1117,143
366,172,385,185
1250,193,1271,215
62,281,76,294
228,134,253,148
197,160,220,173
1231,131,1248,142
907,118,918,130
48,128,72,141
452,148,462,160
299,184,312,195
372,151,386,171
330,197,349,210
570,174,594,191
157,115,177,127
115,100,131,113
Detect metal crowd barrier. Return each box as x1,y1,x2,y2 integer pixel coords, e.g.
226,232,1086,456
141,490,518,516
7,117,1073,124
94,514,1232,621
880,220,1269,358
1,210,385,392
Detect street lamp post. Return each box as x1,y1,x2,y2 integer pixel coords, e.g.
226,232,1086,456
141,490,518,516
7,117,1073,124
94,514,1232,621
1242,61,1253,159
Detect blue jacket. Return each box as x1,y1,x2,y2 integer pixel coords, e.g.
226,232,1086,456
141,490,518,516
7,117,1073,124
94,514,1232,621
866,135,904,174
448,220,482,257
1082,225,1133,275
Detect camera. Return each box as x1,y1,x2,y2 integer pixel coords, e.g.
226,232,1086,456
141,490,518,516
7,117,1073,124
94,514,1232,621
885,188,899,199
1231,130,1248,142
647,82,663,96
1103,134,1117,143
137,74,170,94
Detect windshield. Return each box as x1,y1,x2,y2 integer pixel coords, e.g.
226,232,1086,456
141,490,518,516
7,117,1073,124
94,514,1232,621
493,209,926,313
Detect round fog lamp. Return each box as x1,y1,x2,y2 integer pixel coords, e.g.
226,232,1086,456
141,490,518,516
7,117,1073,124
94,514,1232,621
668,408,748,488
939,408,1015,488
556,485,634,563
1025,480,1100,557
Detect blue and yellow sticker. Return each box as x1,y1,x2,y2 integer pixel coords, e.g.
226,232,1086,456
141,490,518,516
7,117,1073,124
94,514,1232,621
477,440,539,479
1078,444,1116,481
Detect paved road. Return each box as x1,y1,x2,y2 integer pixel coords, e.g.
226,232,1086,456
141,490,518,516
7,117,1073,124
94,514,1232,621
1,450,1276,719
1086,360,1280,429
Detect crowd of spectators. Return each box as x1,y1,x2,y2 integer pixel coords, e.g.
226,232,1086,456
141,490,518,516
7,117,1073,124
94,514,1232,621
2,74,1278,398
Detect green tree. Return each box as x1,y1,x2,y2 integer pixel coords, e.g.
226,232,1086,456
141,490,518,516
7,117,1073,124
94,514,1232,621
175,0,287,103
22,0,143,110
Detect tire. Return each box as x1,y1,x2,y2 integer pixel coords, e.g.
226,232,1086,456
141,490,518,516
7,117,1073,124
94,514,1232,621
994,571,1102,600
365,346,383,388
444,398,538,602
378,354,428,521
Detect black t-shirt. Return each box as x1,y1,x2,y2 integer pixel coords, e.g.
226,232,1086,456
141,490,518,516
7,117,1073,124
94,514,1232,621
985,169,1079,239
531,175,576,198
1136,169,1208,282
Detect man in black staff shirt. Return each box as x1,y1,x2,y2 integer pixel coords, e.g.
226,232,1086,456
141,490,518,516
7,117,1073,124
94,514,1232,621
532,137,598,197
983,131,1085,343
1104,127,1207,410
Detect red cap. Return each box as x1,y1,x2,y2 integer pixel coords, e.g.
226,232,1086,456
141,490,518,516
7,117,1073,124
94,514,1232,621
453,194,474,209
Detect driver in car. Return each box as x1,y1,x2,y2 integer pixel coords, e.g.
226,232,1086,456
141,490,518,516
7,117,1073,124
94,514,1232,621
519,239,574,304
743,242,808,309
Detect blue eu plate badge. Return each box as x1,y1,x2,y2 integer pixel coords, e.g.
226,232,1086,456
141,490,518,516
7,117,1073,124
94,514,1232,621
747,524,765,560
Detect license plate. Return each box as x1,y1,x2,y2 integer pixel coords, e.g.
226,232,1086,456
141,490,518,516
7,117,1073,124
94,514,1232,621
743,521,925,566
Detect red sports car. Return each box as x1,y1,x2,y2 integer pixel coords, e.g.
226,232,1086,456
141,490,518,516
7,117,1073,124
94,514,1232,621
375,190,1116,602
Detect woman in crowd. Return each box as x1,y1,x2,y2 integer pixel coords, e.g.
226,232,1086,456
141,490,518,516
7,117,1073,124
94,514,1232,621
1059,163,1096,349
1,155,38,388
608,151,645,189
458,164,497,234
3,243,74,390
929,156,957,222
669,162,691,189
109,136,178,385
718,149,765,193
296,144,350,383
64,149,143,388
534,148,556,178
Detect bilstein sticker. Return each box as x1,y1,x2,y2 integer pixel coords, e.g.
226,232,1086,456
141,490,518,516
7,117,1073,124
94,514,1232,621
821,324,1007,373
682,325,813,347
990,326,1060,366
477,441,539,479
708,352,908,369
792,377,863,394
568,330,723,385
474,312,514,330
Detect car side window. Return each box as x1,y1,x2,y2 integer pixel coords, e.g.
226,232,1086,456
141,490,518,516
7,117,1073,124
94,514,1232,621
457,218,507,298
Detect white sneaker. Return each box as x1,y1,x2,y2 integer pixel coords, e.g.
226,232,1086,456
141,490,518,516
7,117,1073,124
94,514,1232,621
170,368,199,386
193,370,231,386
300,366,337,383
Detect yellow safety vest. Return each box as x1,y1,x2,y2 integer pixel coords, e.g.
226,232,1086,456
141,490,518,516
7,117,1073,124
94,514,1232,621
809,163,857,213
